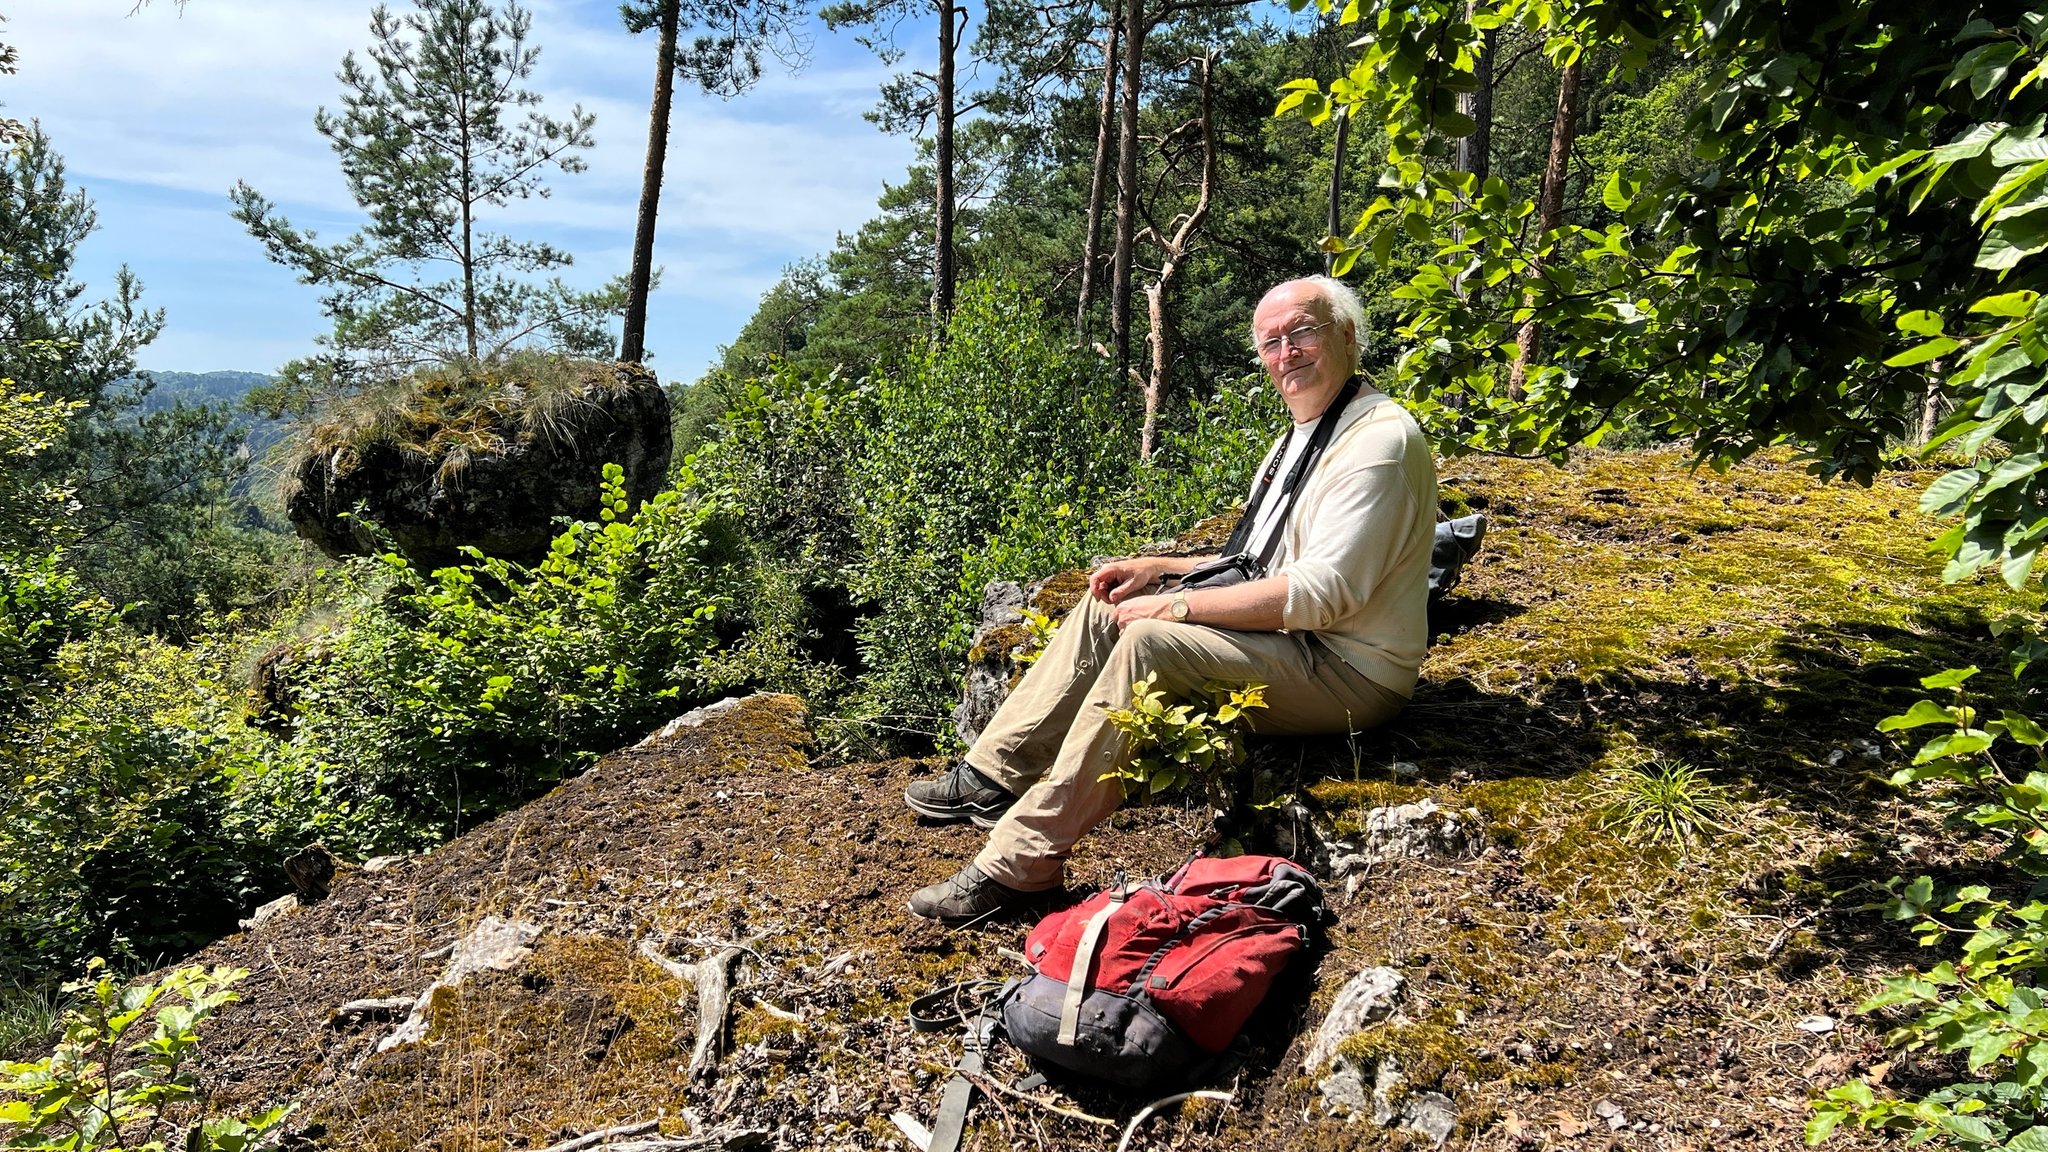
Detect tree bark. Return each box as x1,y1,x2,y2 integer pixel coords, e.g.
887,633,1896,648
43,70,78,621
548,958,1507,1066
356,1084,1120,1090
933,0,962,323
1508,55,1582,398
1919,369,1945,444
621,0,680,365
1139,54,1215,460
1322,109,1350,277
1075,0,1119,339
1448,8,1493,302
1453,13,1493,183
1109,0,1144,374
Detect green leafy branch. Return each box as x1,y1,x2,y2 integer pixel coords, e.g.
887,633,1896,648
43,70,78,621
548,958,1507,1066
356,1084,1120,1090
0,960,290,1151
1810,667,2048,1148
1101,673,1267,810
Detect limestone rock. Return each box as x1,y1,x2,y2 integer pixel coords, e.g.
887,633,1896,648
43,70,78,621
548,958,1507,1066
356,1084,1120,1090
377,916,542,1053
286,361,670,570
952,581,1028,747
238,892,296,932
1317,1051,1458,1145
636,696,757,749
1328,799,1486,882
1303,966,1406,1072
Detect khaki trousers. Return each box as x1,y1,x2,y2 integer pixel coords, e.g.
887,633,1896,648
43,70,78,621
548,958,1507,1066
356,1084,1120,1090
966,593,1407,891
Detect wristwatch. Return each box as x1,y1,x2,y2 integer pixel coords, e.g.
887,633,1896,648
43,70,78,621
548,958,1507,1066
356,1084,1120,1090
1170,589,1190,621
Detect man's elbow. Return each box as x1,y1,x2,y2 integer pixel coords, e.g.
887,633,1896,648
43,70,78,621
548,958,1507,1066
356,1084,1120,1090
1280,565,1360,631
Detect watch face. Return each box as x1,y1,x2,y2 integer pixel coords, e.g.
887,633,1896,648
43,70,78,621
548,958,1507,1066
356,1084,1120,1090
1172,595,1188,620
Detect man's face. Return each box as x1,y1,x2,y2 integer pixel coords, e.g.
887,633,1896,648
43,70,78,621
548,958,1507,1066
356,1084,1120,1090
1253,285,1353,420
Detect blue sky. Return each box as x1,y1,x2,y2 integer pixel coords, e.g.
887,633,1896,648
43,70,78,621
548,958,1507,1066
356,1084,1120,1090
3,0,920,380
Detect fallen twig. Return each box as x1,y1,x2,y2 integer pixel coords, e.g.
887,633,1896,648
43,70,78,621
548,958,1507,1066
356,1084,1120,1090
329,997,414,1024
604,1126,769,1151
951,1067,1115,1128
1764,913,1816,960
1116,1089,1233,1152
534,1120,659,1152
890,1111,933,1150
743,993,802,1024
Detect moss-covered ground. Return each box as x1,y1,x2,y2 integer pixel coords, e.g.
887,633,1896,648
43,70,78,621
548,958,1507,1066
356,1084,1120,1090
155,448,2037,1150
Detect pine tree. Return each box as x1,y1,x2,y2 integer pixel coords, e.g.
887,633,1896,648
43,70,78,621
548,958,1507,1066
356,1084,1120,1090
232,0,622,398
1,129,262,633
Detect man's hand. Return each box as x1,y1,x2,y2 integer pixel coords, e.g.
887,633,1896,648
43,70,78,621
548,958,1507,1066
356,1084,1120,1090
1111,592,1177,630
1088,557,1171,604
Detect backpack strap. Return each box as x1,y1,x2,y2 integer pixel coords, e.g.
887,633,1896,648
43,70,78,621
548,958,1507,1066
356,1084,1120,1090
1057,880,1131,1046
927,988,1003,1152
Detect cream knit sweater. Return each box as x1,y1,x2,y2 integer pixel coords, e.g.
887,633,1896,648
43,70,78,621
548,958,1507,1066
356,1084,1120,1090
1256,389,1437,697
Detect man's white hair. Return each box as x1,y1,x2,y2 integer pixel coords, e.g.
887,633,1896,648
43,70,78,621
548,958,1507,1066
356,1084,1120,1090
1255,275,1370,372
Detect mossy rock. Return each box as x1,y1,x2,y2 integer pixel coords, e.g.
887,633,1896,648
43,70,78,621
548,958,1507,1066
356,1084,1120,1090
285,357,670,569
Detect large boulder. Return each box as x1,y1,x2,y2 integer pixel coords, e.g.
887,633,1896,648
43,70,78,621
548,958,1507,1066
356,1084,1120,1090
285,359,671,570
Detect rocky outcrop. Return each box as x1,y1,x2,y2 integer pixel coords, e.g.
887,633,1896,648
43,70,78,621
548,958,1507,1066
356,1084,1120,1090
286,361,671,570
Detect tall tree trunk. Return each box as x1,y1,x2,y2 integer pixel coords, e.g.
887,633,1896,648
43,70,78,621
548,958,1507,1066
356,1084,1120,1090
621,0,680,365
1109,0,1144,374
1508,56,1582,398
933,0,961,323
1140,54,1215,460
1449,12,1493,301
1453,14,1493,182
1919,370,1945,444
1076,0,1119,339
1322,109,1350,277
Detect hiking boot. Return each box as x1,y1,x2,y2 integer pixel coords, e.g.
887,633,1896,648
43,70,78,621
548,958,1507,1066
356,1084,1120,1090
907,864,1044,925
904,763,1017,829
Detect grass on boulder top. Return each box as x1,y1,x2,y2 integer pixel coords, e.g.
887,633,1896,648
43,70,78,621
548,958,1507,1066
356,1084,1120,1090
284,351,645,488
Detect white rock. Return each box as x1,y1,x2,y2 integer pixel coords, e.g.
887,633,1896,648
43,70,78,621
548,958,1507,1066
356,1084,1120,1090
1318,1056,1374,1122
1303,966,1406,1072
1401,1091,1459,1146
1318,1052,1458,1146
634,697,753,748
1329,800,1487,878
238,892,296,931
376,916,541,1053
1796,1014,1837,1034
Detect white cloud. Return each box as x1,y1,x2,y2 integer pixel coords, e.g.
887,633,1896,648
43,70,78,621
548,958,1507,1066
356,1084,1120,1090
4,0,917,372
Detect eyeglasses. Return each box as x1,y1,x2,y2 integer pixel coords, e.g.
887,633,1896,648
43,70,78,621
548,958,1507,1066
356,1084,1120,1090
1255,321,1334,361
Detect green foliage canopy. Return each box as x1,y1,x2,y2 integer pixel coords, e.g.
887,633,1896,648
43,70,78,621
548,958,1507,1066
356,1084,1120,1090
1281,0,2048,592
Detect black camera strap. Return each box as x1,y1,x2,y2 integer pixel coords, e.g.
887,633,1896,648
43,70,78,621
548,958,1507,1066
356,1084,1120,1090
1218,374,1364,568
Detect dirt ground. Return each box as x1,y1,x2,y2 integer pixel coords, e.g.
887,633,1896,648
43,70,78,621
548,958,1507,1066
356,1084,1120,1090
166,450,2035,1151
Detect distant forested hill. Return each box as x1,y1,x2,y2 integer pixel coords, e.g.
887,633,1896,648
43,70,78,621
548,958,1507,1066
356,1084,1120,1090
119,370,289,459
123,370,271,413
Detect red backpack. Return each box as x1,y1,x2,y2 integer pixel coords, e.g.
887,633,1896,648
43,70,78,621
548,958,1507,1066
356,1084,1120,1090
999,854,1323,1089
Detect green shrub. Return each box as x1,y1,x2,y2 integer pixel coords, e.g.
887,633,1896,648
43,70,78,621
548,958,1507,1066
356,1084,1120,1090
1810,666,2048,1147
0,551,111,695
279,463,746,847
680,281,1290,749
1103,673,1269,809
675,368,867,707
0,960,289,1151
844,282,1140,732
0,625,280,980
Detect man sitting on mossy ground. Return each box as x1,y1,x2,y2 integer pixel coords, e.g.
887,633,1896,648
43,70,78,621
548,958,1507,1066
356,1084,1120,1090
904,274,1439,923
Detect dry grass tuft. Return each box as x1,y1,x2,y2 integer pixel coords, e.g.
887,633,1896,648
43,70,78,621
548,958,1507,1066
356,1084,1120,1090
283,352,636,496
